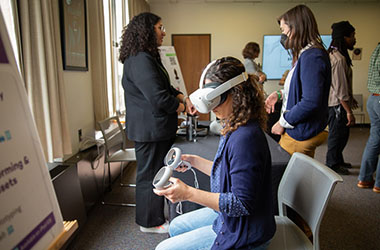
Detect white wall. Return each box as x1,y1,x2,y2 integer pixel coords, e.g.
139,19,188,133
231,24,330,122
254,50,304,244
53,0,95,159
151,2,380,122
59,1,380,158
63,71,94,156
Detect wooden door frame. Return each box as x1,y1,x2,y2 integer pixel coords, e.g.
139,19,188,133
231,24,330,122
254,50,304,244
171,34,211,60
172,34,211,120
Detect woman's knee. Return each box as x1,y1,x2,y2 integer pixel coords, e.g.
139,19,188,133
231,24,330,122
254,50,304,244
156,238,174,250
168,207,216,236
168,216,183,237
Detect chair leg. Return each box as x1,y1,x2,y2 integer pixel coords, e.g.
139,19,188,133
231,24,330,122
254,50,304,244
120,162,136,187
101,161,108,204
108,162,112,191
101,161,136,207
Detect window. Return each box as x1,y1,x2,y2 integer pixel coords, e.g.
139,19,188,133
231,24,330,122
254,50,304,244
103,0,129,115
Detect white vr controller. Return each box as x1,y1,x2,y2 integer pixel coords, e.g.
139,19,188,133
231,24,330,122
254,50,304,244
153,147,192,190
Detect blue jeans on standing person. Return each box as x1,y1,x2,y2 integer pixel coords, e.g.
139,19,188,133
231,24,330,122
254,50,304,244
359,94,380,188
155,207,271,250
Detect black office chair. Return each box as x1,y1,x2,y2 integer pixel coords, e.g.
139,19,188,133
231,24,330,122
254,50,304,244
98,116,136,207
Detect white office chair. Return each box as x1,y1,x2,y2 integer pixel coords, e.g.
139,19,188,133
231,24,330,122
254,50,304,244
353,94,366,126
268,152,343,250
98,116,136,207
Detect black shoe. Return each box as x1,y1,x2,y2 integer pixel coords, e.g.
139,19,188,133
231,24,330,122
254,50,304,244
333,165,350,175
341,162,352,168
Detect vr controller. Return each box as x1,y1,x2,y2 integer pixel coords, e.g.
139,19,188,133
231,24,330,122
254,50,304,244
153,147,191,190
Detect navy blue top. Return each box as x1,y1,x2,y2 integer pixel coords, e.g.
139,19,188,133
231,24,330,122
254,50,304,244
284,48,331,141
210,120,275,249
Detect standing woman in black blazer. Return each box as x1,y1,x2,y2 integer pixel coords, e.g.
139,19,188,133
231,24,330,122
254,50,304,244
118,12,195,233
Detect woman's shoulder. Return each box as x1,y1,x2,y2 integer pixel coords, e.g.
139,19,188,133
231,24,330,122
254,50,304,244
302,47,328,59
299,48,330,68
243,58,253,64
125,52,157,69
126,52,153,61
226,121,268,157
134,52,154,60
229,121,265,143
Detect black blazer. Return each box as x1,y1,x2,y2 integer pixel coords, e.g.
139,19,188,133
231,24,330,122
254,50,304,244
122,52,181,142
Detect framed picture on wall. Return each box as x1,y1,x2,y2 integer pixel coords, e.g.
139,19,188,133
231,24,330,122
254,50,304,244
59,0,88,71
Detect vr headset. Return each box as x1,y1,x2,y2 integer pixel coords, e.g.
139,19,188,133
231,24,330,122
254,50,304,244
189,60,248,114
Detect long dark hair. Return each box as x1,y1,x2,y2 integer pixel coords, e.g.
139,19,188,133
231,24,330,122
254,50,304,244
118,12,161,63
278,5,326,65
328,21,355,66
328,39,352,66
205,57,267,135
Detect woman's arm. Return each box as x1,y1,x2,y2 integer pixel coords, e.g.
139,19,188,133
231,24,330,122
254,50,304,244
154,177,220,211
178,154,213,176
176,93,197,115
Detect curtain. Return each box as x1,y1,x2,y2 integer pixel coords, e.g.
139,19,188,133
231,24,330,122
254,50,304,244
88,1,109,125
18,0,72,162
128,0,150,20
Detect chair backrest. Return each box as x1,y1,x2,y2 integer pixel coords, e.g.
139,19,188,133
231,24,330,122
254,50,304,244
98,116,127,159
278,152,343,249
353,94,363,112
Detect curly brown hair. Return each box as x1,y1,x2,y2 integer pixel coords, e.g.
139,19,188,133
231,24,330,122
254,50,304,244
204,57,267,135
242,42,260,59
118,12,161,63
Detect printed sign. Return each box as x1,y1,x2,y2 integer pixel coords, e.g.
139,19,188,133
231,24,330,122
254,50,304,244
0,11,63,250
159,46,187,95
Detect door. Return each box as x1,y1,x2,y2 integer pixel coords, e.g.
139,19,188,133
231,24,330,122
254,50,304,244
172,34,211,120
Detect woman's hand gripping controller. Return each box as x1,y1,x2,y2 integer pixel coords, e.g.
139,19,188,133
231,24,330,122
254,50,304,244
152,147,191,190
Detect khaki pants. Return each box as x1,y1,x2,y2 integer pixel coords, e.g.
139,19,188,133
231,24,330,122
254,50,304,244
279,130,328,158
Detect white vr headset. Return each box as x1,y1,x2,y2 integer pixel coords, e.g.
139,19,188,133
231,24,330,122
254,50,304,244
189,60,248,114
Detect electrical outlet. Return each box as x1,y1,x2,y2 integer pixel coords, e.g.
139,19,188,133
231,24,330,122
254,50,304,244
78,129,82,142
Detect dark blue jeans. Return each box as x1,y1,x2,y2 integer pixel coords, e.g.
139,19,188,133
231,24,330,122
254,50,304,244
326,105,350,167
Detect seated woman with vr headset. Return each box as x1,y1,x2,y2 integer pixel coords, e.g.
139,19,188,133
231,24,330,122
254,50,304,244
154,57,275,250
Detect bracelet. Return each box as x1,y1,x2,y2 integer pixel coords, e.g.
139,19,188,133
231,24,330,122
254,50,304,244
182,95,188,104
276,90,282,100
183,102,187,112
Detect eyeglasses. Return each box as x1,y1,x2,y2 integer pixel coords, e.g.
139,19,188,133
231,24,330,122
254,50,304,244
160,26,166,32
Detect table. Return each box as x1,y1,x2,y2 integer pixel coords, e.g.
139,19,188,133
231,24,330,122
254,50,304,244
169,133,290,221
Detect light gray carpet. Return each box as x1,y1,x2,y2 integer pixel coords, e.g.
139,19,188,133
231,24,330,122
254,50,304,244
69,127,379,250
314,127,380,250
